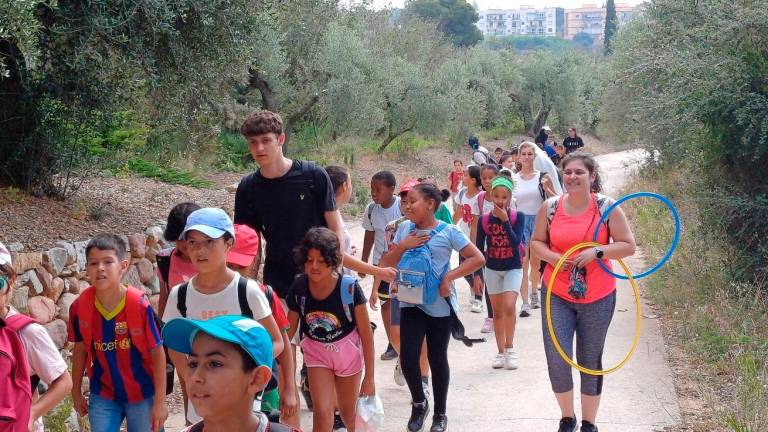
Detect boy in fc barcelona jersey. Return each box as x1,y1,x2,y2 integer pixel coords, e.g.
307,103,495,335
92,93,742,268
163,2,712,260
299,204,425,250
68,234,167,432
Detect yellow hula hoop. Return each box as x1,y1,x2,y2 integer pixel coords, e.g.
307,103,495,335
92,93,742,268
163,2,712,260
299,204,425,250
545,242,642,376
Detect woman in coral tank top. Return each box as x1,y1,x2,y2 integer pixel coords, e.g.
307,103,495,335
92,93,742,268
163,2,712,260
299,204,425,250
530,153,637,432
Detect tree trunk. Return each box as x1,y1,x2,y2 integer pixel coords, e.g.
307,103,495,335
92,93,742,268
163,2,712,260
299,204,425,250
377,126,413,153
284,93,320,147
528,106,551,136
247,66,276,112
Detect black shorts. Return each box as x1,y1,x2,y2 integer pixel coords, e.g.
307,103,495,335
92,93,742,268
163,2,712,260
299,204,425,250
377,281,392,301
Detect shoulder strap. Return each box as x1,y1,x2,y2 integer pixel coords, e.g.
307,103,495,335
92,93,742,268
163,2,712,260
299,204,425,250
594,193,616,233
237,276,254,319
477,191,485,213
431,221,448,236
2,313,37,332
263,284,276,314
125,287,152,357
480,213,490,233
300,160,316,190
339,275,356,322
294,275,309,317
177,282,189,318
156,253,171,286
366,203,374,226
546,196,561,226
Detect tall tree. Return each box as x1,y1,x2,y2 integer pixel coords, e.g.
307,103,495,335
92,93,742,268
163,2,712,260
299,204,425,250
604,0,618,55
405,0,483,47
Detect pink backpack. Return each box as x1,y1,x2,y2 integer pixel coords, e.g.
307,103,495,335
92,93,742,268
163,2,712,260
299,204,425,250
479,210,527,260
0,314,36,432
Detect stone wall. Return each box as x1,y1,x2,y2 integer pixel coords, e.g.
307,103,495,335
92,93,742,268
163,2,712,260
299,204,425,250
8,225,168,351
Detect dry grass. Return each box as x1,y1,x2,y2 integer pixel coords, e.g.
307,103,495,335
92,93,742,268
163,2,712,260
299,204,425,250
622,166,768,432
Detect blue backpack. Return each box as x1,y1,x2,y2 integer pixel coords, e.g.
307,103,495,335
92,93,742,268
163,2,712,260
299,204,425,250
396,222,449,305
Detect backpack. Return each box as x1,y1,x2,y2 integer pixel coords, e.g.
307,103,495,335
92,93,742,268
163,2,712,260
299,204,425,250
186,411,299,432
545,193,616,229
473,148,494,166
477,191,487,215
479,211,527,259
0,314,35,432
396,222,449,305
295,274,357,323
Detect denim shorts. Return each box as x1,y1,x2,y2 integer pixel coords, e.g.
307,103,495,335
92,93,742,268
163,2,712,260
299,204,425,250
88,393,162,432
484,268,523,295
521,213,536,244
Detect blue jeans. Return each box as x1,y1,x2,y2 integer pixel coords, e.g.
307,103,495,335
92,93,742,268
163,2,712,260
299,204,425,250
88,393,163,432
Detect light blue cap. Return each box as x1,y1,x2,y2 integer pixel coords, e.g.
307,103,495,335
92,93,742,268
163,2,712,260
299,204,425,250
181,208,235,240
162,315,273,369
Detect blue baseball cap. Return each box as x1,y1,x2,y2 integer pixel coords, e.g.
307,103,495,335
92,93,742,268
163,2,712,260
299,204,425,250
181,208,236,240
162,315,273,370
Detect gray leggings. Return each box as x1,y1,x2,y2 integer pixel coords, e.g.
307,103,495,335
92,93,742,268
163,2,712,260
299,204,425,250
541,287,616,396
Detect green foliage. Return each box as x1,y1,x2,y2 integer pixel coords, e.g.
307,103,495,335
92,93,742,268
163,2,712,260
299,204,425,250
126,158,214,188
604,0,617,55
404,0,483,47
43,396,72,432
572,32,594,49
602,0,768,284
216,132,254,171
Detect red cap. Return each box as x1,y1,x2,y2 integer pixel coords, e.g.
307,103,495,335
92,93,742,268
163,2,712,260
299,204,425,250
227,224,261,267
400,179,420,195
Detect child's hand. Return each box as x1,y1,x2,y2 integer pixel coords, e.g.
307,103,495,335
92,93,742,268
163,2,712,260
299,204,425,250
280,390,299,423
368,293,379,311
151,399,168,432
400,233,429,250
492,205,508,222
376,266,397,283
439,278,451,298
350,245,358,256
360,373,376,396
473,275,484,295
358,272,367,278
73,392,88,417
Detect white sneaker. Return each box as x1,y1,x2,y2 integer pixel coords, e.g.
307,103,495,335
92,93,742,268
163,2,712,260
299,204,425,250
394,361,406,386
505,350,519,370
480,317,494,334
519,303,531,317
530,291,540,309
471,299,483,313
492,353,505,369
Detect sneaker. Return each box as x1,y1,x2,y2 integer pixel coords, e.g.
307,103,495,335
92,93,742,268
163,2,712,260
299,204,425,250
580,420,598,432
381,344,398,360
407,400,430,432
519,303,531,318
492,353,505,369
333,413,346,431
530,291,540,309
430,414,448,432
394,361,406,386
557,416,577,432
470,299,483,313
504,350,518,370
480,317,494,334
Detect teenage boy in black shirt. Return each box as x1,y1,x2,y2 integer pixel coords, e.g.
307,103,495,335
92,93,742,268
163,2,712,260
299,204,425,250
234,111,395,299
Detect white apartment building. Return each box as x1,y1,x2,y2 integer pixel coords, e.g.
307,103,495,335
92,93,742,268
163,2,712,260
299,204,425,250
477,6,565,37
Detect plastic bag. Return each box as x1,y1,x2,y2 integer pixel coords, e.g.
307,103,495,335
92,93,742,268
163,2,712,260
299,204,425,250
355,394,385,432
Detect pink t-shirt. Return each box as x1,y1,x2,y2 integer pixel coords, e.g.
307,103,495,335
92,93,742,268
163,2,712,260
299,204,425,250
542,195,616,303
157,248,197,288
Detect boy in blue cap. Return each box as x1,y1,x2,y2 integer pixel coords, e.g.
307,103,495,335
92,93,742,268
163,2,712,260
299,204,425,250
163,315,300,432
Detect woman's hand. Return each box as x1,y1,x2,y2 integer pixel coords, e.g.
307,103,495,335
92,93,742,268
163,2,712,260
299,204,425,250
492,205,508,222
400,233,429,250
571,248,598,268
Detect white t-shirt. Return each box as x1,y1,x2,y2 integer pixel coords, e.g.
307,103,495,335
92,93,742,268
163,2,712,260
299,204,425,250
7,307,68,432
362,196,402,265
513,171,546,215
162,273,271,423
456,189,480,237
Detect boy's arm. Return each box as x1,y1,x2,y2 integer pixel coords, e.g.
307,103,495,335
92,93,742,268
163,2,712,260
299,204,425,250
71,342,88,416
343,252,397,283
149,347,168,432
257,315,285,358
323,209,346,253
359,230,375,276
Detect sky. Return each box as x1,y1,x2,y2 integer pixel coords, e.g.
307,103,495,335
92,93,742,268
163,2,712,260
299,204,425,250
368,0,643,9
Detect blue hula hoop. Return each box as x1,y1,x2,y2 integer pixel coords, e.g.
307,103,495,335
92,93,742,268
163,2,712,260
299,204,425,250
592,192,681,280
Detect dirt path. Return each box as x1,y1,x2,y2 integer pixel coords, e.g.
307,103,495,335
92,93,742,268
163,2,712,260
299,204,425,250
166,148,681,432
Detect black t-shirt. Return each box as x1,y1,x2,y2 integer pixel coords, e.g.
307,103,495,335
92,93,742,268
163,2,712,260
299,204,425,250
562,136,585,153
234,160,336,297
286,276,366,343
